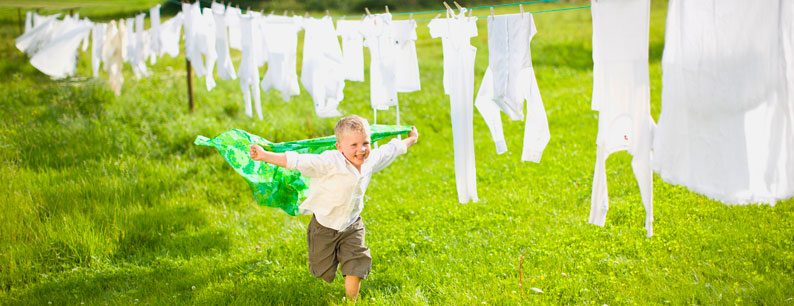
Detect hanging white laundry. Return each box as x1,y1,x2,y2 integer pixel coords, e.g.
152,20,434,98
587,0,655,237
238,12,264,119
428,9,479,204
474,13,550,161
301,16,345,118
361,13,398,110
225,5,243,51
159,12,182,58
24,11,33,33
653,0,794,205
131,13,150,78
80,18,91,52
30,21,92,79
149,4,161,64
16,13,61,56
182,2,206,77
123,18,134,63
91,23,106,78
392,19,421,93
102,20,125,96
260,15,302,101
212,3,236,81
202,7,218,91
336,19,365,82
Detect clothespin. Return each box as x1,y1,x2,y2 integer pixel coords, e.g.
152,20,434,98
283,10,287,16
443,2,453,12
246,6,251,13
385,5,389,14
270,10,275,15
453,1,463,11
409,13,413,21
520,4,524,18
326,10,330,17
364,7,371,16
469,8,473,17
490,7,495,17
235,4,239,9
304,12,310,18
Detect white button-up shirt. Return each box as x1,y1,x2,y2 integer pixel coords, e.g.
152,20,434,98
285,138,407,231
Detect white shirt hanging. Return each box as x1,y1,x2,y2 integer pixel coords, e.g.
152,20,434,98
301,16,346,117
336,19,365,82
361,13,398,110
392,19,421,93
260,15,302,101
428,9,479,204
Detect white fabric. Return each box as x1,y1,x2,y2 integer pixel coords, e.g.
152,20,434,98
30,21,92,79
336,20,365,82
238,12,263,119
91,23,106,78
182,3,206,77
475,13,550,160
225,5,243,51
653,0,794,205
588,0,654,237
212,3,236,80
260,15,302,101
202,7,218,91
428,10,479,204
102,20,125,96
80,18,90,52
123,18,134,63
16,13,61,56
361,13,398,110
149,4,161,64
285,138,408,231
393,20,421,92
301,17,345,118
24,11,33,33
131,14,149,78
159,12,182,58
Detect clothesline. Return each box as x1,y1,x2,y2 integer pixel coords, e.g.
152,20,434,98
158,0,590,21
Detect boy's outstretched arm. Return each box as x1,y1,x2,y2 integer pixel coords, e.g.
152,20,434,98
403,126,419,149
249,144,287,168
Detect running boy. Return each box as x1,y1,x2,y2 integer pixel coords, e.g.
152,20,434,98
248,115,419,302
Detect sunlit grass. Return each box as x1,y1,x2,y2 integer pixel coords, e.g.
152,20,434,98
0,1,792,305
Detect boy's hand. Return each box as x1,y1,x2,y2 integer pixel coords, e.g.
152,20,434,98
404,126,419,149
249,144,266,160
408,126,419,139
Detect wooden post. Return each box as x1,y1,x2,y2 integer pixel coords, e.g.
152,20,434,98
186,58,194,112
17,8,23,34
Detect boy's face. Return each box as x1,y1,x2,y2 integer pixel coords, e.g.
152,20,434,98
335,130,371,168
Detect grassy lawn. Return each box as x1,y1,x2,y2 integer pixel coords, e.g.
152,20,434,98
1,0,793,305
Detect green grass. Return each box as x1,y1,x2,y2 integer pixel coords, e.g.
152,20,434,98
1,0,793,305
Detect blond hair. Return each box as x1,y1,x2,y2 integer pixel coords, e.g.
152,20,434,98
335,115,370,140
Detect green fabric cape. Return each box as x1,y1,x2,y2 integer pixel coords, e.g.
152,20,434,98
194,125,412,215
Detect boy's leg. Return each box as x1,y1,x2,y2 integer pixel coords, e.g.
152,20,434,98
345,275,361,302
338,217,371,301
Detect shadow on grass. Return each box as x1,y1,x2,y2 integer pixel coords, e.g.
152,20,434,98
14,257,340,305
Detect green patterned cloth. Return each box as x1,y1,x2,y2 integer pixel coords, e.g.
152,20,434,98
194,125,412,215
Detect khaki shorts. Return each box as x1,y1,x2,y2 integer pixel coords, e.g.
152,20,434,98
307,215,371,283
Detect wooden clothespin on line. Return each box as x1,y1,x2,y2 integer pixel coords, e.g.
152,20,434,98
283,10,288,16
364,7,372,16
326,10,330,17
304,11,310,18
385,5,390,14
270,10,275,15
246,6,251,13
409,13,413,21
453,1,463,11
520,4,524,16
490,7,495,17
